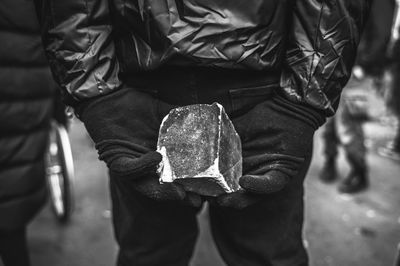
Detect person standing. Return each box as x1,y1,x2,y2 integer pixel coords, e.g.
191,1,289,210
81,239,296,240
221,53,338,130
319,0,395,192
319,78,369,193
35,1,371,265
380,0,400,160
379,64,400,160
0,0,57,265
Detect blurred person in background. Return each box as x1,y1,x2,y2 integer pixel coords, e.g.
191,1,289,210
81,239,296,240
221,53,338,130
319,80,369,193
319,0,395,193
379,0,400,160
380,65,400,160
35,1,370,265
380,73,400,160
0,0,57,265
354,0,395,82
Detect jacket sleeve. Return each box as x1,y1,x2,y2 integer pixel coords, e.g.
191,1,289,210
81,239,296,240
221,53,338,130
280,0,371,116
34,0,121,106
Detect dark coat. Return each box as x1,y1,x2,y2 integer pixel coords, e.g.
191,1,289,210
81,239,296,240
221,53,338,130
356,0,395,75
0,0,56,230
35,0,371,115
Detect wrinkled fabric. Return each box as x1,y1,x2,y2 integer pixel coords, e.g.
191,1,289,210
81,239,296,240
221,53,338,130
0,0,54,230
280,1,371,114
35,0,370,114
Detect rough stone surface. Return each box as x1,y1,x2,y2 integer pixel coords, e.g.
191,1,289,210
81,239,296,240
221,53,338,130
157,103,242,196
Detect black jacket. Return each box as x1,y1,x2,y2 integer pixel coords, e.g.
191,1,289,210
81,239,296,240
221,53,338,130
35,0,370,115
356,0,395,75
0,0,55,230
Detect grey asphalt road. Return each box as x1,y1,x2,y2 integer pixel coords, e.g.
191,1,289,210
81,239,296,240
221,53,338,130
8,79,400,266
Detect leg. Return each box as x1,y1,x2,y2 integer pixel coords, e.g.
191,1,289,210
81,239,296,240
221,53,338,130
337,98,368,193
385,63,400,120
319,117,339,182
393,125,400,153
209,97,311,266
0,227,30,266
384,64,400,157
209,157,311,266
110,174,200,266
321,117,339,161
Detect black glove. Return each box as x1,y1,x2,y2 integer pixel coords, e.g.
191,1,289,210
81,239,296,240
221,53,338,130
215,94,325,209
109,152,203,207
76,86,202,207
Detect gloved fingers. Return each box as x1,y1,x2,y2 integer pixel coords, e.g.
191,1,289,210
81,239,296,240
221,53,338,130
96,139,156,168
133,177,187,201
245,154,304,176
110,151,162,179
241,153,304,194
182,192,204,208
96,139,150,155
135,178,203,205
215,190,264,210
239,170,289,194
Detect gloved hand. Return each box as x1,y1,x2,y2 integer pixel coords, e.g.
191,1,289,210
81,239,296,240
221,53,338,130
215,94,325,209
75,86,202,207
109,152,203,207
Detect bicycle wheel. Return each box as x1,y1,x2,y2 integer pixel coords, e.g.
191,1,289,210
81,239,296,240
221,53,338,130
46,122,75,223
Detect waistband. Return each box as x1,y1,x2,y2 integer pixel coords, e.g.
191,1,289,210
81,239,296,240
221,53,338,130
122,66,281,92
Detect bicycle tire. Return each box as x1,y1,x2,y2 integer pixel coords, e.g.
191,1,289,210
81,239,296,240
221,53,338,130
46,122,75,223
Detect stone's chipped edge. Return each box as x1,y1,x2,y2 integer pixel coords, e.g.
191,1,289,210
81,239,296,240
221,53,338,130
157,109,171,183
157,111,170,146
158,146,176,184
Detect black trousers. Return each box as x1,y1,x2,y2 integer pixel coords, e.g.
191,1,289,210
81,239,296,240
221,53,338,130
110,69,311,266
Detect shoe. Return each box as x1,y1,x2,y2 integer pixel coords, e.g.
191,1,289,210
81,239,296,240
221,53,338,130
319,159,337,183
338,169,368,194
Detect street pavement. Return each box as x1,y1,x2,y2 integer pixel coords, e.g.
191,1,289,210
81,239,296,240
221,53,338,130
5,79,400,266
